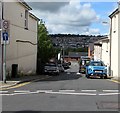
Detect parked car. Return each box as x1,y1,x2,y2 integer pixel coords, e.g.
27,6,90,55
79,56,91,73
44,63,59,75
58,64,64,72
86,60,107,79
62,62,69,69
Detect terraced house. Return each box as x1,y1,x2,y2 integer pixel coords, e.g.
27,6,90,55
109,2,120,79
0,0,39,80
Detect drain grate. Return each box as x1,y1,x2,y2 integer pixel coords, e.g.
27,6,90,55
96,101,120,109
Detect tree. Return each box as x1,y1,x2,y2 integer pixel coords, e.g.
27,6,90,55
37,20,56,74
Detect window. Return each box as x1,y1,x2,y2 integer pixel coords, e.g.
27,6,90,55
25,10,28,29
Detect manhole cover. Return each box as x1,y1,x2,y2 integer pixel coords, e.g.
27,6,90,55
97,101,120,109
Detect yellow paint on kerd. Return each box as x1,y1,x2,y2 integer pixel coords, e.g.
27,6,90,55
0,76,52,91
1,82,31,90
108,79,120,84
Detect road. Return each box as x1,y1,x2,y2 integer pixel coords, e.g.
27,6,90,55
1,61,120,112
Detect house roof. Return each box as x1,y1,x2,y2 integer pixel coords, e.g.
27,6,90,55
109,8,119,18
29,12,40,21
101,38,110,42
18,0,32,10
68,52,88,58
94,37,109,45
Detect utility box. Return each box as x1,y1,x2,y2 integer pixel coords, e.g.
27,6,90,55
11,64,18,78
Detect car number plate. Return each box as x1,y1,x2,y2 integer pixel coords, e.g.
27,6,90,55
95,71,102,73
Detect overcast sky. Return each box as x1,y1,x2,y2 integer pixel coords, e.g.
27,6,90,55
25,0,118,35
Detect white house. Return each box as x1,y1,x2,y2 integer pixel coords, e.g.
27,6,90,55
0,0,39,80
101,37,110,67
93,37,110,76
109,3,120,78
94,40,102,61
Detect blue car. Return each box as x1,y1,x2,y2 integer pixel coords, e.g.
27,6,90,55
86,60,107,79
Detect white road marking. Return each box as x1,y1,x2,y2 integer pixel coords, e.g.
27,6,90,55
59,90,75,92
81,90,96,92
13,91,39,95
67,72,70,74
14,90,30,93
0,91,8,93
0,93,14,96
99,93,120,96
102,90,119,92
37,90,52,93
45,91,96,96
1,89,120,96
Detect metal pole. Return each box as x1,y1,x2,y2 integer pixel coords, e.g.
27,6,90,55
3,36,6,83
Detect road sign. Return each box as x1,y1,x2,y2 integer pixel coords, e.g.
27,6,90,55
2,20,9,30
2,32,8,41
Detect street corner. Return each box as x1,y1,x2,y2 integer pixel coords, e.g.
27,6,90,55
0,81,21,90
0,75,52,90
108,77,120,84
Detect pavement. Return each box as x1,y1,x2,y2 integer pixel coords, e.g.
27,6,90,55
0,74,50,89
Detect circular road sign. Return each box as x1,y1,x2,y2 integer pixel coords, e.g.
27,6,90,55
3,20,9,29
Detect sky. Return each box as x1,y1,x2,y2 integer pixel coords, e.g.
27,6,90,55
25,0,119,35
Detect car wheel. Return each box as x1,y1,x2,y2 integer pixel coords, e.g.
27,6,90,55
79,70,81,73
100,76,103,79
86,73,90,78
87,75,90,78
104,75,107,79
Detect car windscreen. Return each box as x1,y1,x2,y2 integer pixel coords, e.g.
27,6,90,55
80,59,90,65
90,62,105,66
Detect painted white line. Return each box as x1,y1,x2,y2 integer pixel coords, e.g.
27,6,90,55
81,90,97,92
37,90,52,93
0,91,8,93
14,90,30,93
67,72,70,74
45,91,96,96
99,93,120,96
102,90,119,92
0,93,14,96
59,90,75,92
12,91,39,95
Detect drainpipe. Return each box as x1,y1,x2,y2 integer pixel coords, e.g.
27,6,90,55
109,16,112,77
118,1,120,78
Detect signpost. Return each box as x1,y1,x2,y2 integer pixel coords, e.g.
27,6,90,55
3,32,7,83
1,20,9,83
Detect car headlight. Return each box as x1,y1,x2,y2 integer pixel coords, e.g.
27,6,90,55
88,68,92,72
103,69,107,73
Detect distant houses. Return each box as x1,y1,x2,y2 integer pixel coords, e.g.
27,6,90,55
49,34,105,49
0,0,39,79
63,52,88,62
